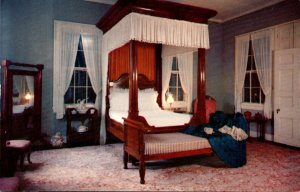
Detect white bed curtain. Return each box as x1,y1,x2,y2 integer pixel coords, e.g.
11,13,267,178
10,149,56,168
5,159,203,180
161,56,173,108
81,32,102,110
235,34,250,113
251,29,273,118
100,12,210,144
177,52,194,112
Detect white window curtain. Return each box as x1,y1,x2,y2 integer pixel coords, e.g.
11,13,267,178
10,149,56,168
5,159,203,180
161,56,173,108
53,21,101,119
53,31,80,119
14,76,26,99
81,33,102,110
251,29,274,118
235,34,250,113
177,52,194,112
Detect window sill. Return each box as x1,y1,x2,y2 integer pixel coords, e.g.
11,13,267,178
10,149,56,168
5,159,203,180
241,103,264,111
65,103,95,109
164,101,187,110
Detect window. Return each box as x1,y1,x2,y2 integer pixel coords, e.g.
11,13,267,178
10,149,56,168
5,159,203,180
243,41,265,104
64,35,96,104
53,21,101,119
167,57,185,102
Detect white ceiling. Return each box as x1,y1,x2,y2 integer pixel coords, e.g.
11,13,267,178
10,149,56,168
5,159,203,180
86,0,285,23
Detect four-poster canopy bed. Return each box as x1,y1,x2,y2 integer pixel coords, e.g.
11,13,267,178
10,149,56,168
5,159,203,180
97,0,217,184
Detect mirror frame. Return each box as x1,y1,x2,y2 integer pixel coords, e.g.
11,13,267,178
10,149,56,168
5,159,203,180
1,60,44,143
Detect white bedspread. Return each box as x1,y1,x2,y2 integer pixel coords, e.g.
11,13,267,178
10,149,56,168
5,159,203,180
109,109,192,127
109,88,192,127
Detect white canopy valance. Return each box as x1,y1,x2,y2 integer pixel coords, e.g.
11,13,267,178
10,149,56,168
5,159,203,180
102,12,210,54
100,12,211,144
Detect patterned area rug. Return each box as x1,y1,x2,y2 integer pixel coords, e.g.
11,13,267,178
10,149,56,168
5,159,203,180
16,140,300,191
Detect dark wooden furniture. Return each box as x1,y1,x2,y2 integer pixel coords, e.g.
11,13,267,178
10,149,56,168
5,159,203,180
244,112,269,141
253,113,268,141
66,107,99,147
6,139,32,171
1,60,43,176
97,0,217,141
123,118,213,184
1,60,43,141
97,0,217,184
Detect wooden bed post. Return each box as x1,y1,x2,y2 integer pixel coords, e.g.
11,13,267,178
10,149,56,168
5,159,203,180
128,40,139,119
155,44,162,107
197,48,206,124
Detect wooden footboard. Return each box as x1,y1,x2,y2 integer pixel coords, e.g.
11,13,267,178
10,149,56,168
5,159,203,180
107,118,125,141
108,115,188,142
123,118,212,184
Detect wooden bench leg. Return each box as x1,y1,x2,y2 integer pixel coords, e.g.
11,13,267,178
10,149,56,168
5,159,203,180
20,146,32,171
123,151,128,169
27,147,32,164
19,153,25,171
139,157,145,184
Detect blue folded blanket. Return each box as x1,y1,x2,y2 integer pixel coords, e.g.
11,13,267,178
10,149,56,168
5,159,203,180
182,111,248,167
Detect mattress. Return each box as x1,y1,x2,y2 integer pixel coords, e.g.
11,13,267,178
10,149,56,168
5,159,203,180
109,109,192,127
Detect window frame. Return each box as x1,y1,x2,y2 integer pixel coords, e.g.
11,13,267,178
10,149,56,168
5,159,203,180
238,39,265,111
64,36,95,105
65,67,95,104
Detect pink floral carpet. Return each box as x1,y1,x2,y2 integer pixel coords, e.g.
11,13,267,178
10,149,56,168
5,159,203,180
16,140,300,191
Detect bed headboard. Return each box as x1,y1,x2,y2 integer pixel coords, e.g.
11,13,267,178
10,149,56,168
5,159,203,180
110,73,155,90
108,42,157,83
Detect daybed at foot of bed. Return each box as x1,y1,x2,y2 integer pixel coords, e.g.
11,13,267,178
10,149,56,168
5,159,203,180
123,118,212,184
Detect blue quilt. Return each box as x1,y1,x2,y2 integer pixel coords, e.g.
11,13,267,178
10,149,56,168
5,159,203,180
182,111,248,167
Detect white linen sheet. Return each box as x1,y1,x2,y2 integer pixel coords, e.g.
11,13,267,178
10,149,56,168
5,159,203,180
109,109,192,127
13,103,34,114
13,105,25,114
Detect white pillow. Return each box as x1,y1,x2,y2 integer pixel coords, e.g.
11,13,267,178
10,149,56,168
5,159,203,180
138,89,160,111
109,88,160,112
109,88,129,111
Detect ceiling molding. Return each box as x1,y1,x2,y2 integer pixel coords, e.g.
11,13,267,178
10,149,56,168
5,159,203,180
85,0,285,23
208,18,222,23
220,0,286,22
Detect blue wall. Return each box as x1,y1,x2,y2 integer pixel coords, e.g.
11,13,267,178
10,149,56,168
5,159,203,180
1,0,110,136
206,22,223,110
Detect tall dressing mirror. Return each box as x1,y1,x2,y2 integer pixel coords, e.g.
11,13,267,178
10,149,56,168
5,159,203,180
1,60,43,143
